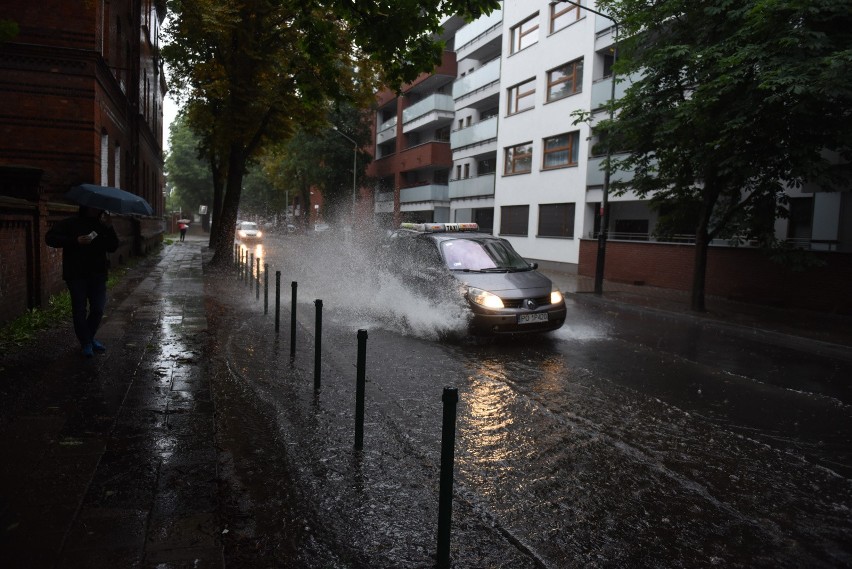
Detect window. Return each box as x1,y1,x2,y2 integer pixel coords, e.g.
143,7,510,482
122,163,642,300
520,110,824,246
100,131,109,185
478,158,496,175
510,14,539,53
550,1,581,34
504,143,533,175
507,78,536,115
114,144,121,188
500,205,530,236
547,59,583,102
538,203,576,238
542,132,580,169
463,163,470,178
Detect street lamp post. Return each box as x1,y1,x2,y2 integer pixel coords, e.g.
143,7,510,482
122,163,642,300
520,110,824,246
332,126,358,214
560,0,619,295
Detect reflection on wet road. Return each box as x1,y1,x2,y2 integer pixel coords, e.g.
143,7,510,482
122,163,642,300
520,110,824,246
237,232,852,567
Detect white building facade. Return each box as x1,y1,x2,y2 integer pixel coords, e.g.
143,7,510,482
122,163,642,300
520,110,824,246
370,1,850,272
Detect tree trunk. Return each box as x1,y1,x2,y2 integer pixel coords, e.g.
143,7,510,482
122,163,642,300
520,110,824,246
691,230,709,312
209,144,246,267
208,150,226,250
690,182,720,312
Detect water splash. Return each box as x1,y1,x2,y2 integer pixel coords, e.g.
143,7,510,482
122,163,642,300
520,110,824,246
268,226,471,340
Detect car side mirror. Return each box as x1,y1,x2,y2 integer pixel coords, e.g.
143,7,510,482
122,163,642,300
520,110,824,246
529,262,538,270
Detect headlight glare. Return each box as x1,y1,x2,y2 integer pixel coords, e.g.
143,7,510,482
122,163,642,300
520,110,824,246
550,289,564,304
468,287,504,309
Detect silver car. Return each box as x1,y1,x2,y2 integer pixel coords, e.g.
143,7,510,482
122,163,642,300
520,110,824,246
387,223,566,335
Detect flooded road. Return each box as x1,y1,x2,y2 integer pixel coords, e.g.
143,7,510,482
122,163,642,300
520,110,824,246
216,231,852,568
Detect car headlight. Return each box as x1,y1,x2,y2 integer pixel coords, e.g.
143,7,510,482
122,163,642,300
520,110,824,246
468,287,504,309
550,288,563,305
256,231,262,237
238,230,246,237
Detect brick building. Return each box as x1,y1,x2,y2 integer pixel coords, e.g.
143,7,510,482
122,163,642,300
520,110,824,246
0,0,166,325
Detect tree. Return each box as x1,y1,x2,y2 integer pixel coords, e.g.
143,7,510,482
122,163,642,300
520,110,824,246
162,0,500,267
595,0,852,311
259,103,373,226
164,112,215,216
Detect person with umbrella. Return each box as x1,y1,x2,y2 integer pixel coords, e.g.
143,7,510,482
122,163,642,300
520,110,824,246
178,219,190,242
46,203,120,357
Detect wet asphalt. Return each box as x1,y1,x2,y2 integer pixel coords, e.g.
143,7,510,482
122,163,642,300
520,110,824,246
1,229,851,568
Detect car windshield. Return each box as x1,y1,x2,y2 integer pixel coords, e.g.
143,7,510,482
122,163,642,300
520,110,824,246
440,238,530,271
241,223,258,231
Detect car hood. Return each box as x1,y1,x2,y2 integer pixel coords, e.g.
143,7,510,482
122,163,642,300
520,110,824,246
452,270,552,298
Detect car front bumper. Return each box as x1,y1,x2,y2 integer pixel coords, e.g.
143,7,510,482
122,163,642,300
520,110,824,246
467,303,567,335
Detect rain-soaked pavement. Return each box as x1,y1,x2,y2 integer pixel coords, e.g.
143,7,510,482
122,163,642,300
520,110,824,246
212,230,852,568
2,228,851,568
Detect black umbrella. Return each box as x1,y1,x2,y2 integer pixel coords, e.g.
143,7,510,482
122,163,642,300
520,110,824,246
65,184,154,216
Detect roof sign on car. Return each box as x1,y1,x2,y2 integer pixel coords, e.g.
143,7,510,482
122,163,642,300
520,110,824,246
399,222,479,233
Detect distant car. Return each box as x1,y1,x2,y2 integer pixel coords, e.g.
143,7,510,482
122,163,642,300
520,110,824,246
235,221,262,243
313,222,330,233
385,222,566,335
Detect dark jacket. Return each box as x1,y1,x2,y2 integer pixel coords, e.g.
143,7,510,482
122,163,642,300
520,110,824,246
45,214,120,281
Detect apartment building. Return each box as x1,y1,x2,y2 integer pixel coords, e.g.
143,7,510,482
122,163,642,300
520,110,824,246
366,1,850,311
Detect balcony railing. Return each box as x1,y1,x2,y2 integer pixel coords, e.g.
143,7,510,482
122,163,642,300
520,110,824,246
377,117,398,144
448,173,495,199
400,183,449,203
455,8,502,51
450,116,497,149
452,58,500,100
402,94,454,124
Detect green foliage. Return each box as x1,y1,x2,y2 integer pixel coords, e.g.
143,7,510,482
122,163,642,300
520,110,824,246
592,0,852,308
0,18,19,43
258,103,373,223
164,112,215,215
161,0,499,265
0,292,70,350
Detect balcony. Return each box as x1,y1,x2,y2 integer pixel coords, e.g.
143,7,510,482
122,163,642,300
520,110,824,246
400,183,449,204
450,116,497,150
449,173,495,199
377,116,397,145
590,74,635,110
455,8,503,61
586,154,634,186
452,58,500,103
374,191,394,214
402,94,455,133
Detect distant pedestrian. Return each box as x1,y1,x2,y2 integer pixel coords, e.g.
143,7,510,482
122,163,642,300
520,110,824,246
45,206,120,357
179,222,188,242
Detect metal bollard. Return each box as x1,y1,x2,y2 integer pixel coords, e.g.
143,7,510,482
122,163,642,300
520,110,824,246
290,281,298,361
234,243,239,269
436,386,459,569
314,299,322,390
275,271,281,333
255,258,260,300
354,329,368,450
249,253,254,289
264,263,269,315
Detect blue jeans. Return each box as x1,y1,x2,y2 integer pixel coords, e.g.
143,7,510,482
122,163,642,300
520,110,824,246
67,275,108,347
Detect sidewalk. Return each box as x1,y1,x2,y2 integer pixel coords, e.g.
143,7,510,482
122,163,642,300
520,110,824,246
0,232,222,568
543,269,852,351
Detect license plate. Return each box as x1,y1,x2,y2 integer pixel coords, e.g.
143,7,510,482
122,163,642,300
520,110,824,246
518,313,549,324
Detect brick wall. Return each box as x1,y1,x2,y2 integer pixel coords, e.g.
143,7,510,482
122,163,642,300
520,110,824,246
579,239,852,314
